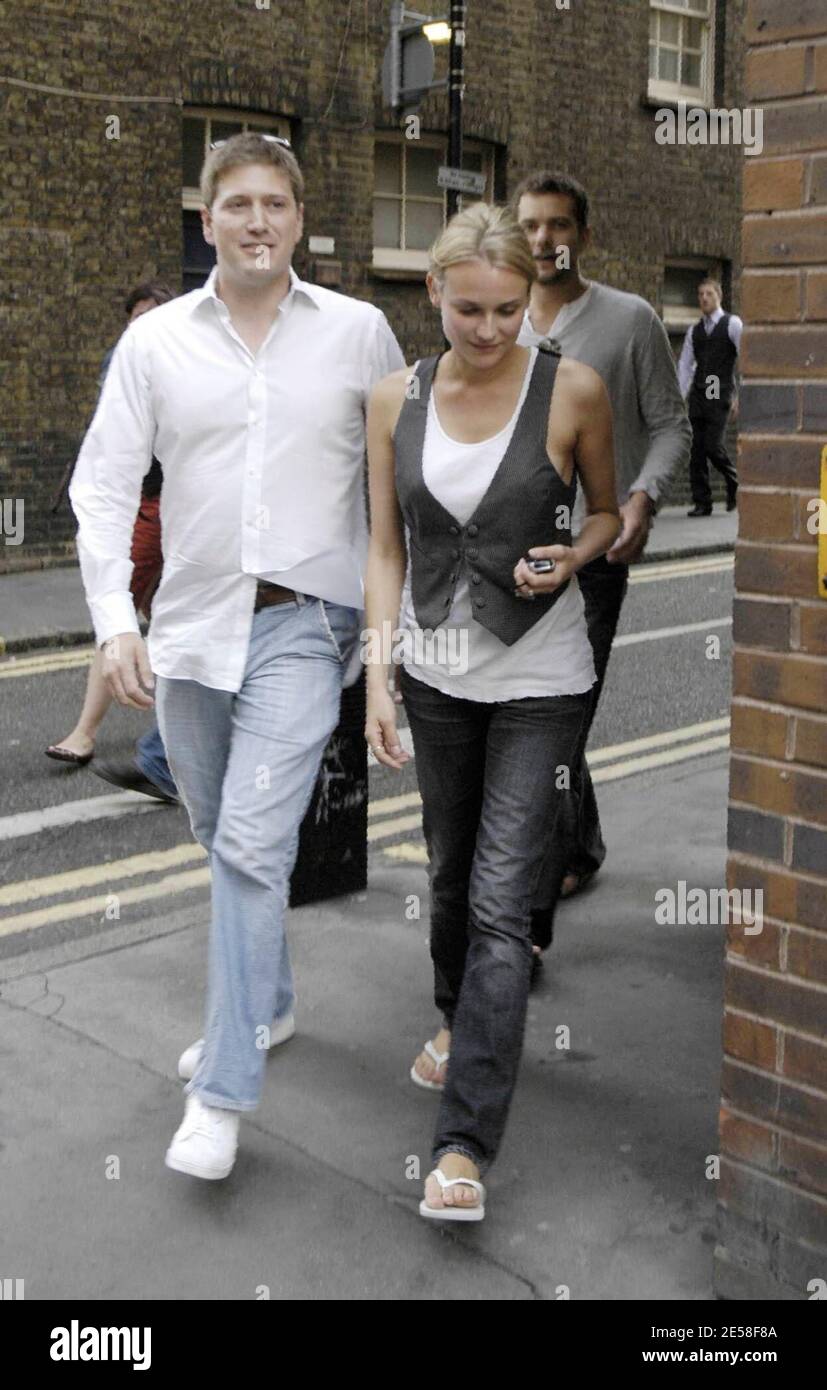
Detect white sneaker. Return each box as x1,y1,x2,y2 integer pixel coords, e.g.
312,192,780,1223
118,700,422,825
177,1012,296,1081
165,1094,240,1180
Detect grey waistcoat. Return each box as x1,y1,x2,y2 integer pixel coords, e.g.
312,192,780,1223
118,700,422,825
394,346,576,646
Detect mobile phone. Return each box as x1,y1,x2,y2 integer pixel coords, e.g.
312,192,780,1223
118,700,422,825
526,557,556,574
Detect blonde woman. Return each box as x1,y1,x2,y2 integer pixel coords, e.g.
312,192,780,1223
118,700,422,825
365,204,620,1221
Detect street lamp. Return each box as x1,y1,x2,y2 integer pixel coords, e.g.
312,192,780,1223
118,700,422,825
382,5,452,115
422,20,451,43
382,2,468,215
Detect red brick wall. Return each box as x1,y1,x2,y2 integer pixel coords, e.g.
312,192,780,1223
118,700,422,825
718,0,827,1301
0,0,745,568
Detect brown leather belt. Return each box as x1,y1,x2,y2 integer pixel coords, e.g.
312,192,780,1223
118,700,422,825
254,580,297,612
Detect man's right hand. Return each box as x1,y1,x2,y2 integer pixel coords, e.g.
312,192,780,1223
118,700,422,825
100,632,155,709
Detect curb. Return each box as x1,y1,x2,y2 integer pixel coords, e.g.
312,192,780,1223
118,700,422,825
638,541,735,565
0,629,95,658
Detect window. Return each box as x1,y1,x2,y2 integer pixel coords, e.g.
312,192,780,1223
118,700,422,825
648,0,714,106
372,135,495,277
181,109,291,291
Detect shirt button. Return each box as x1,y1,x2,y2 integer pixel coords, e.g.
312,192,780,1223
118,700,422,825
467,524,479,537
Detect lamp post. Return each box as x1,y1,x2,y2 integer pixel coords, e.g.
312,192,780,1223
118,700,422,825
446,1,466,218
382,5,471,216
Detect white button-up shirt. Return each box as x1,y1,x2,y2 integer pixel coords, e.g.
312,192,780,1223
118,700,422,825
69,266,405,691
677,306,743,399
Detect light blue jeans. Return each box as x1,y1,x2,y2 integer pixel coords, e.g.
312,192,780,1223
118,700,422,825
155,596,361,1111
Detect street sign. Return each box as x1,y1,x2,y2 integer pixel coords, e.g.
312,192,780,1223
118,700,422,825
437,165,486,195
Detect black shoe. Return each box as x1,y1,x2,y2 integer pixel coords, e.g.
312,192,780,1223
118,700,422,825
687,505,712,517
91,759,178,804
726,492,738,512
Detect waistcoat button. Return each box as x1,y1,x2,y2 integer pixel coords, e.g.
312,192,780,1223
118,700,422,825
466,524,479,537
451,548,460,559
448,524,460,536
471,573,481,585
467,548,478,559
473,597,486,608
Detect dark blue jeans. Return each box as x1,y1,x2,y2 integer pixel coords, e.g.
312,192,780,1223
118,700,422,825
401,667,591,1173
135,722,178,800
531,556,629,948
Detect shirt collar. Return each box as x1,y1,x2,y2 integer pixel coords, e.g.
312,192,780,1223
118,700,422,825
188,263,323,316
704,306,724,326
524,282,592,339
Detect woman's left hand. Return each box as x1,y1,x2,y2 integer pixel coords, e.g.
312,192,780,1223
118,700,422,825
512,545,576,600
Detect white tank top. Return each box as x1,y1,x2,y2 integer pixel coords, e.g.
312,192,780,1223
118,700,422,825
399,347,596,700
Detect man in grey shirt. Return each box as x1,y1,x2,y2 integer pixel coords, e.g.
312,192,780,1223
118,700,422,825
515,170,691,951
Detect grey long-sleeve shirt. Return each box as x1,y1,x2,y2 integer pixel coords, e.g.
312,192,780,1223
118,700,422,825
518,281,691,524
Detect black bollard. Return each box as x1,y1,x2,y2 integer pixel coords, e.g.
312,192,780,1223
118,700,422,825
288,669,368,907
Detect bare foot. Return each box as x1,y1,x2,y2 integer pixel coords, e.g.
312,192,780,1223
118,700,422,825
412,1026,451,1087
424,1152,482,1211
48,732,95,759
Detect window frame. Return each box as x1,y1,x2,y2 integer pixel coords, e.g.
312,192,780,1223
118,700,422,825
647,0,715,108
372,132,496,278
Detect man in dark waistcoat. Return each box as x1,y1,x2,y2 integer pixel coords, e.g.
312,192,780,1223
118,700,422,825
677,278,742,517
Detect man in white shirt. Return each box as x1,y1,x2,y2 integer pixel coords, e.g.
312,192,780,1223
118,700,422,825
677,278,741,516
514,170,690,950
69,133,404,1180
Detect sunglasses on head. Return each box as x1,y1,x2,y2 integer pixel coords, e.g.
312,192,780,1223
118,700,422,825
210,133,292,151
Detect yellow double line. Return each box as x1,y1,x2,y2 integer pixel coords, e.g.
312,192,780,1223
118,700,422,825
0,844,209,939
0,718,730,940
0,646,95,679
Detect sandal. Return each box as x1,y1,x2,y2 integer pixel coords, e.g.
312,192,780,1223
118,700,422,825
420,1168,486,1222
45,744,93,766
410,1039,449,1092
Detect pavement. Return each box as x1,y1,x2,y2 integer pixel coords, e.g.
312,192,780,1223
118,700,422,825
0,754,729,1301
0,504,737,655
0,507,735,1299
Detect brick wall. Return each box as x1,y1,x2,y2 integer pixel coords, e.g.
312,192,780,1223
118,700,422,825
717,0,827,1301
0,0,745,568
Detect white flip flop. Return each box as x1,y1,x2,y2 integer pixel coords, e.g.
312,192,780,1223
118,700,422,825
410,1039,449,1091
419,1168,486,1222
